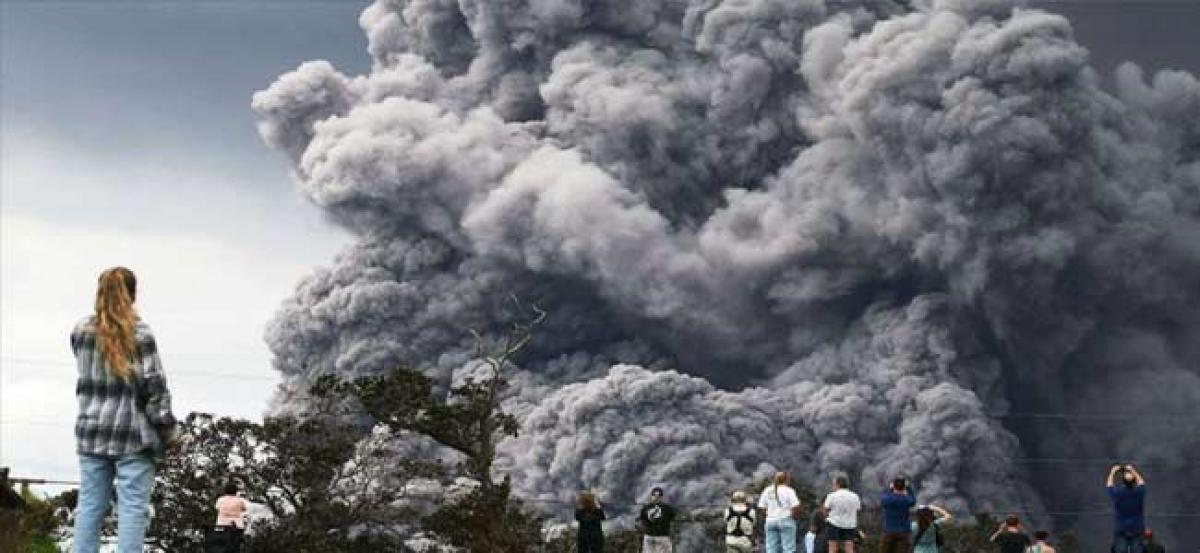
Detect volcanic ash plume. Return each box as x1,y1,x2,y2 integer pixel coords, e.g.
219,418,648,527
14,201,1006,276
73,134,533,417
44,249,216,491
253,0,1200,545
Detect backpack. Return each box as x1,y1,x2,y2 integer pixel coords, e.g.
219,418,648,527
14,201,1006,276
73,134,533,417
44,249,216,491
726,506,753,537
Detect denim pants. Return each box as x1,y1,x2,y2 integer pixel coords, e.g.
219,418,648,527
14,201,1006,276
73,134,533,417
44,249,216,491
765,518,797,553
74,453,156,553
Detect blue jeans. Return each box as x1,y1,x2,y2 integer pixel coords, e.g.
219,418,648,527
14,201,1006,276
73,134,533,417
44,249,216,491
74,453,156,553
1112,534,1145,553
765,518,797,553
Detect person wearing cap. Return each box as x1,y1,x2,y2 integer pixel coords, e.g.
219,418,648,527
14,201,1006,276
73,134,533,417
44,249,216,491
880,477,916,553
639,486,678,553
725,490,756,553
989,515,1031,553
1142,529,1165,553
1028,530,1056,553
911,504,951,553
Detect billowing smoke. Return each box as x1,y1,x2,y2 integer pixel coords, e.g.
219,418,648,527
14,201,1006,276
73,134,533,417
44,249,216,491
253,0,1200,546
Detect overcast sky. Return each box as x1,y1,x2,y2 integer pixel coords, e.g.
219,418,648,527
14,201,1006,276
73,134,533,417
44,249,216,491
1,0,1197,486
0,0,371,484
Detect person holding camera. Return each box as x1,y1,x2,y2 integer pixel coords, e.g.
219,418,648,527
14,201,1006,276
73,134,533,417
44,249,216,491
1107,463,1147,553
880,477,916,553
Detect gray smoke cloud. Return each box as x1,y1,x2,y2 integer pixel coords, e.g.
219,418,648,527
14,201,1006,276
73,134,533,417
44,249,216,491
253,0,1200,546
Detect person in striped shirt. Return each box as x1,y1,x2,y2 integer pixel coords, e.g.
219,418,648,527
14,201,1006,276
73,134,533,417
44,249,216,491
71,267,177,553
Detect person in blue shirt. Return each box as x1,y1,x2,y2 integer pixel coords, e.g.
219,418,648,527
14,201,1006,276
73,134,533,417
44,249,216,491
879,478,916,553
1107,463,1147,553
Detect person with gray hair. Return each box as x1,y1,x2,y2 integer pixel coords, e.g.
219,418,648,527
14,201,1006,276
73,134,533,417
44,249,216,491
725,490,756,552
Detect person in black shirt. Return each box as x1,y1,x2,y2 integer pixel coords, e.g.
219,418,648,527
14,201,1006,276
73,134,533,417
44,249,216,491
639,487,679,553
575,491,605,553
989,515,1032,553
807,510,829,553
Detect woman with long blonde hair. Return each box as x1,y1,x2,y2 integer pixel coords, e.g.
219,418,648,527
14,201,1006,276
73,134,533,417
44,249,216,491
71,267,177,553
757,471,801,553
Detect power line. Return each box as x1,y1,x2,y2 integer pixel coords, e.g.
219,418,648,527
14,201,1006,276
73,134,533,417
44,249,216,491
1009,458,1182,468
513,498,1200,519
991,412,1197,423
1,356,280,382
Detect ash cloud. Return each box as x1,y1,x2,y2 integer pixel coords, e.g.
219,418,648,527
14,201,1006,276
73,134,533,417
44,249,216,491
254,0,1200,546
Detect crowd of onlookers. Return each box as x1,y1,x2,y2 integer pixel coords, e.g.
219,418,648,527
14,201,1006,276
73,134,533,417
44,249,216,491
569,463,1166,553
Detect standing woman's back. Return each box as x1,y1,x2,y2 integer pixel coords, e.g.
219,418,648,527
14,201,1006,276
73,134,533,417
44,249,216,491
575,491,605,553
71,267,177,553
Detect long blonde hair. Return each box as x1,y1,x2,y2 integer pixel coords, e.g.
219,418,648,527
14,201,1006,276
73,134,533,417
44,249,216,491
94,267,138,381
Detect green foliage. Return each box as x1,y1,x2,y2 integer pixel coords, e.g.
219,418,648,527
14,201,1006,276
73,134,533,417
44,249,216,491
150,408,422,553
22,534,59,553
423,482,544,553
17,488,61,539
148,304,547,552
0,487,72,553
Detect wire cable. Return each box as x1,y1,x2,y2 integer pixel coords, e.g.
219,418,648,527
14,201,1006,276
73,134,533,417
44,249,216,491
1,356,280,382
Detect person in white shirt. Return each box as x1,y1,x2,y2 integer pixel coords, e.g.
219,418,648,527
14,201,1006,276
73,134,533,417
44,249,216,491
757,472,801,553
822,475,861,553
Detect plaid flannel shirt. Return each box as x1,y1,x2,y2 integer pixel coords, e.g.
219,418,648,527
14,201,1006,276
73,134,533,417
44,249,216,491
71,316,177,458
